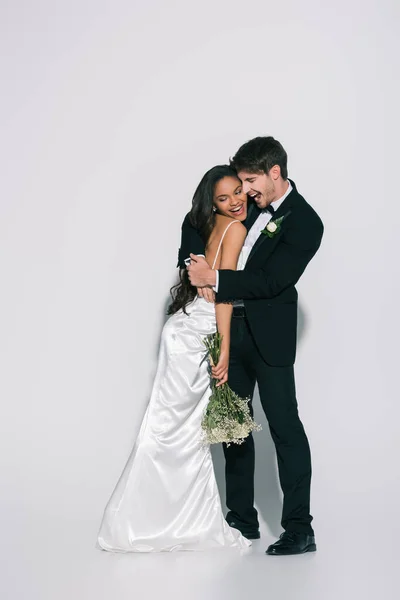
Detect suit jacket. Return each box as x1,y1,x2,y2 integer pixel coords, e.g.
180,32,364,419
177,180,324,366
177,213,205,268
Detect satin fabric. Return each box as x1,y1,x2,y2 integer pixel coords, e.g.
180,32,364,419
97,296,250,552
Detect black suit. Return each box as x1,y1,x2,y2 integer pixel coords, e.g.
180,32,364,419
177,213,206,268
178,180,323,535
218,181,323,366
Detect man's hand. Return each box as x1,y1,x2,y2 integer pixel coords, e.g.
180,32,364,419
187,254,217,287
197,287,215,303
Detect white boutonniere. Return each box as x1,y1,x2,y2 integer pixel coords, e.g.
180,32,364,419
261,211,291,238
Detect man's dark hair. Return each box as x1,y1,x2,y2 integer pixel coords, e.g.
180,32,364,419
230,136,288,180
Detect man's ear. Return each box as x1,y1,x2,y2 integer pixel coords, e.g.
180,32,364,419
270,165,281,181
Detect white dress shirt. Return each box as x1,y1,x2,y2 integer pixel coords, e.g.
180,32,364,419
214,180,292,292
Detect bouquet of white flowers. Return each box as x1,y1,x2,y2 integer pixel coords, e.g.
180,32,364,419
201,332,261,446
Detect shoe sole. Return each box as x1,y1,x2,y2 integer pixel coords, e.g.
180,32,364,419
266,543,317,556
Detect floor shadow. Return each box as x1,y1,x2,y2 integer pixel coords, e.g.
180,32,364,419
297,301,308,346
149,295,174,359
161,296,172,326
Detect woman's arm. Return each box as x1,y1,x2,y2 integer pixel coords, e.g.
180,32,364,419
213,222,247,386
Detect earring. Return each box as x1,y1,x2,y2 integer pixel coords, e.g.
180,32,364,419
213,207,217,213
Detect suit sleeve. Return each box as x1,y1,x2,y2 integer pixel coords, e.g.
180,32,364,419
217,211,324,301
177,213,206,268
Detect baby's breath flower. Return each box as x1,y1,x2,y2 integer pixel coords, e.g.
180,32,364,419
201,333,261,446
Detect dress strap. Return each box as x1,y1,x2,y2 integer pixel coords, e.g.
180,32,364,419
211,220,240,269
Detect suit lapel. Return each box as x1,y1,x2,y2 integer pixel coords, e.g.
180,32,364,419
246,181,297,265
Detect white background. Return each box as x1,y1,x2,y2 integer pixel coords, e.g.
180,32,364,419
1,1,399,599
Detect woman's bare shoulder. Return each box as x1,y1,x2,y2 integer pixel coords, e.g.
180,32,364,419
222,220,247,246
209,216,246,249
215,215,246,230
225,218,246,234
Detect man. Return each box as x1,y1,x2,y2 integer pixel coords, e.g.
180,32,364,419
186,136,323,555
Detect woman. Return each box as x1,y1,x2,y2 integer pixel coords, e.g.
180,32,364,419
97,165,249,552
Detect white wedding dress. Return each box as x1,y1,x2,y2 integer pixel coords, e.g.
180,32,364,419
97,221,250,552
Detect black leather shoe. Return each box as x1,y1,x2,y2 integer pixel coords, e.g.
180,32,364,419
266,531,316,555
227,521,260,540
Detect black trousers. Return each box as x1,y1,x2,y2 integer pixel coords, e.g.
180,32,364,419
223,314,314,535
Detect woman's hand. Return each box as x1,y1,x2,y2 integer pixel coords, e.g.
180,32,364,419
197,286,215,303
211,350,229,387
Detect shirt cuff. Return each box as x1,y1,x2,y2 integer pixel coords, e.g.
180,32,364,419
213,270,219,293
184,254,205,267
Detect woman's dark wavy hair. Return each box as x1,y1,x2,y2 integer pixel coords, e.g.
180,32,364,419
168,165,238,315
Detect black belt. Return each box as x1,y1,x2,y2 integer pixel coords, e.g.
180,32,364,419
233,305,246,317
